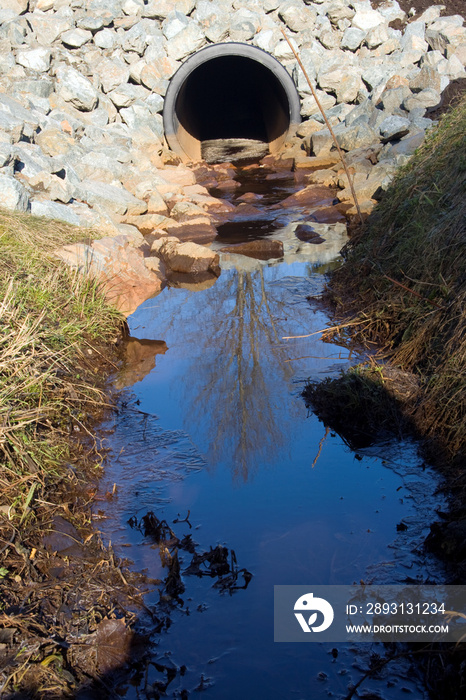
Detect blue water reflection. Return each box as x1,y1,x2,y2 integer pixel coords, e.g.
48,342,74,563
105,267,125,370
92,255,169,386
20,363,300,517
100,259,445,699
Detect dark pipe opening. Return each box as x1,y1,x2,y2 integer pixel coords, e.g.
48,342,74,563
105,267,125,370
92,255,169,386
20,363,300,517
163,43,301,162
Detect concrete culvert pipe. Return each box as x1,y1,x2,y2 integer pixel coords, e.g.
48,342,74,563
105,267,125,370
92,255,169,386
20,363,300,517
163,43,301,163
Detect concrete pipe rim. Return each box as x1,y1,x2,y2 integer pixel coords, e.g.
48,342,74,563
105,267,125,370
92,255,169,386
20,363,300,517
163,42,302,163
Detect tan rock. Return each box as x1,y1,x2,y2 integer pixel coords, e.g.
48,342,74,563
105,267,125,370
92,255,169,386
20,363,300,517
384,75,410,90
345,199,377,216
306,169,338,187
115,338,168,389
154,238,220,274
55,234,165,316
308,205,346,224
35,128,75,157
294,154,341,170
182,184,210,197
28,171,74,204
170,200,208,222
190,194,236,215
214,178,241,192
124,213,169,234
150,236,179,255
144,256,165,274
2,0,29,14
163,218,218,244
146,190,169,215
295,119,323,139
279,185,336,209
219,239,284,261
158,166,197,188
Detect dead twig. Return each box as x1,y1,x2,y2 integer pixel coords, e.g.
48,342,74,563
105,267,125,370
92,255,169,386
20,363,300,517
383,274,444,309
311,426,330,469
282,320,366,340
280,27,363,224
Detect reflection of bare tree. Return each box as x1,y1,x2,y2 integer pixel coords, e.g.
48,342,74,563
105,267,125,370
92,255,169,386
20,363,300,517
130,264,343,482
181,267,297,481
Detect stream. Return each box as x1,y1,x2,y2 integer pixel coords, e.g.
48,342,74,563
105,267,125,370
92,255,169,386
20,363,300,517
97,162,447,699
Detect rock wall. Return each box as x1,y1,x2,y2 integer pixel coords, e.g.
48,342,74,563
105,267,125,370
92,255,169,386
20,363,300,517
0,1,465,311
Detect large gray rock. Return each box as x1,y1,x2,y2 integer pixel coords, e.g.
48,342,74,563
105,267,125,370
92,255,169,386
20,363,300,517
341,26,366,51
107,83,150,108
61,28,93,48
2,0,29,13
93,28,117,49
16,48,51,73
409,65,442,93
0,111,23,143
377,85,412,112
193,1,229,43
381,131,425,158
75,180,148,217
95,57,130,94
162,11,189,40
352,8,385,32
31,199,81,225
166,22,205,61
77,16,105,33
376,0,405,24
318,67,362,103
279,1,316,33
426,17,466,53
144,0,195,20
311,123,346,155
336,123,380,151
121,22,149,54
404,88,441,110
0,172,29,211
230,8,262,42
0,144,14,170
13,78,53,98
14,143,53,176
56,66,99,112
327,1,355,24
379,115,410,142
27,11,71,46
120,104,163,138
301,90,336,118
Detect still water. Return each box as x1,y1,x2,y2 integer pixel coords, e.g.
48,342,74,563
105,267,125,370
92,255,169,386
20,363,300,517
99,175,446,699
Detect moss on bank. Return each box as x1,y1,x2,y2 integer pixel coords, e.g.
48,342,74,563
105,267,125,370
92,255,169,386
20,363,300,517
315,96,465,464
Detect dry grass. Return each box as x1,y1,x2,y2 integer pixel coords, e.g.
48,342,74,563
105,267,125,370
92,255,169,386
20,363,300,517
327,96,466,460
0,208,123,520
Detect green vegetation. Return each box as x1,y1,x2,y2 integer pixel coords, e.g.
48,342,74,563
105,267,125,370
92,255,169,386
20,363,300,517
0,209,123,525
321,96,466,462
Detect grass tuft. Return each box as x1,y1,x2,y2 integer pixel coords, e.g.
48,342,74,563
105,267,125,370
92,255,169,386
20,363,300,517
324,96,466,461
0,209,123,518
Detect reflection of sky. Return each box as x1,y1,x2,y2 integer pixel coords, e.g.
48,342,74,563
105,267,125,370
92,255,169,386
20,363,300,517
127,261,353,480
101,259,446,700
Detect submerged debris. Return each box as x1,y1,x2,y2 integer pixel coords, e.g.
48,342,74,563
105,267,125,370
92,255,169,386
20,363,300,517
129,511,253,598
